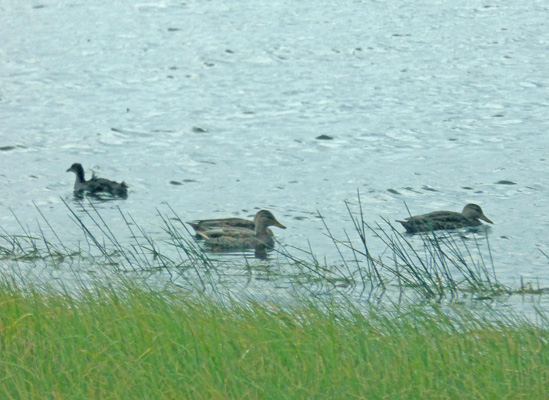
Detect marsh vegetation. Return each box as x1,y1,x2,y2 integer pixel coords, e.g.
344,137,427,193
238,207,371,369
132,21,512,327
0,198,547,398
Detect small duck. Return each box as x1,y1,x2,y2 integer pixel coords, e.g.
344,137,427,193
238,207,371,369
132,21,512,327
193,210,286,249
397,204,493,233
67,163,128,198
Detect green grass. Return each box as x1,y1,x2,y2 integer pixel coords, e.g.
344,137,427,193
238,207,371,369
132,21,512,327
0,200,547,398
0,279,547,399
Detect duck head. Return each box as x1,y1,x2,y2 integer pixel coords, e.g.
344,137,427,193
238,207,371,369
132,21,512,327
462,204,493,224
253,210,286,233
67,163,85,182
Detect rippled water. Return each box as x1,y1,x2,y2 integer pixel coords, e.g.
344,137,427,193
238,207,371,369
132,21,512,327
1,1,548,303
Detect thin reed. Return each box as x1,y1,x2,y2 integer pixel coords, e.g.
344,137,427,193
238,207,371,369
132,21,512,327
320,195,511,301
0,196,532,301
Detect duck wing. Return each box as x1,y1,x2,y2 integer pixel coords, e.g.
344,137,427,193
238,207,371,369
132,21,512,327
197,227,274,248
188,218,255,233
398,211,471,233
87,177,128,197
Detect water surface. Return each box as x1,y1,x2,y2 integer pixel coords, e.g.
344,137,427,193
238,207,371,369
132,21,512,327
1,1,548,304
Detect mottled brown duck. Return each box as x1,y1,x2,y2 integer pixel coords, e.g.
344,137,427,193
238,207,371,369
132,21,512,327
397,204,493,233
193,210,286,249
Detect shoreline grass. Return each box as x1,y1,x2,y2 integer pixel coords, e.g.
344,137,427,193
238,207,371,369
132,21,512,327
0,278,548,399
1,199,548,398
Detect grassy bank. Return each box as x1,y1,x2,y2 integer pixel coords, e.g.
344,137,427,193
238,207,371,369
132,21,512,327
1,279,547,399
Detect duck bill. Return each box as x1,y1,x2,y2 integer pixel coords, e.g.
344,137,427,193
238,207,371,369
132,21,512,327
480,214,493,224
273,220,287,229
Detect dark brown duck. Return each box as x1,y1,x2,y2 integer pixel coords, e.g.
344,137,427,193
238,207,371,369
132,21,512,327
397,204,493,233
67,163,128,198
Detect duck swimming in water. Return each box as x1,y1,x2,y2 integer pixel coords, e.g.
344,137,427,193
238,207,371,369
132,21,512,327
191,210,286,249
397,204,493,233
67,163,128,198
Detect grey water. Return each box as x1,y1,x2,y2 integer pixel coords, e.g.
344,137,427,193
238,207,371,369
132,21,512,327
1,1,548,309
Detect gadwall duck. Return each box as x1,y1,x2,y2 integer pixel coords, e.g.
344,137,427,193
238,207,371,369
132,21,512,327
67,163,128,197
193,210,286,249
397,204,493,233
